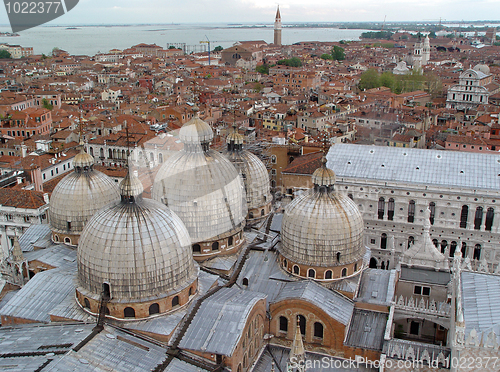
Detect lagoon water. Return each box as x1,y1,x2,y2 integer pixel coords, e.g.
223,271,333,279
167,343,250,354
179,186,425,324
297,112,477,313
0,24,366,56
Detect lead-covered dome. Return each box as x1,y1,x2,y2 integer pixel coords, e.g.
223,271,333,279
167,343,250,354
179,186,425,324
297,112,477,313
77,170,197,319
279,161,364,280
49,147,120,245
152,113,246,255
224,127,271,223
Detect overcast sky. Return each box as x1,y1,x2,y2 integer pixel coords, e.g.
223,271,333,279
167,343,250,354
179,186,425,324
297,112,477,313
1,0,498,26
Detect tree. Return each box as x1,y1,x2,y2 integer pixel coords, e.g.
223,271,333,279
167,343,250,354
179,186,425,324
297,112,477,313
331,45,345,61
213,46,223,52
358,69,381,91
51,47,60,56
256,64,269,74
168,45,177,49
0,50,11,59
320,53,333,60
277,57,302,67
429,31,437,39
42,98,53,111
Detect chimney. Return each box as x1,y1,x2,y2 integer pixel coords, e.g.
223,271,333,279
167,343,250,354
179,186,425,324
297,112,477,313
30,164,43,192
21,143,27,158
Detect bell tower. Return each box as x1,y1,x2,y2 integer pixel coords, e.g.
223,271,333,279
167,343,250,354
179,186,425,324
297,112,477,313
274,6,282,46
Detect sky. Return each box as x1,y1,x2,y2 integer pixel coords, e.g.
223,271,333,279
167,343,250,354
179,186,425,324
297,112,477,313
0,0,498,26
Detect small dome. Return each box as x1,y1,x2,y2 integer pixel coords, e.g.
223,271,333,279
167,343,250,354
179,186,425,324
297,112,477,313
179,111,214,146
311,159,336,186
226,130,244,146
73,148,94,169
78,173,197,302
49,162,120,240
280,166,364,268
473,64,490,75
120,170,143,198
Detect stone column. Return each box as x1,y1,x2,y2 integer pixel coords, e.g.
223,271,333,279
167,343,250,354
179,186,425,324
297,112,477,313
0,225,9,260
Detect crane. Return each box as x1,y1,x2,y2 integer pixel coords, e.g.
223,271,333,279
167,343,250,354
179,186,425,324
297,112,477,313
199,36,211,65
381,15,387,31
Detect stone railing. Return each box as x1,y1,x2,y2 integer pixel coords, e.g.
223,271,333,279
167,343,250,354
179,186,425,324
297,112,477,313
384,338,451,368
395,295,450,317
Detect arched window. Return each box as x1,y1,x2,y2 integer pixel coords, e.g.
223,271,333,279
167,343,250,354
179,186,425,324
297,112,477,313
378,197,385,220
124,307,135,318
108,148,113,159
325,270,332,280
485,208,494,231
261,209,265,216
283,259,287,269
298,315,306,336
474,207,483,230
429,202,436,225
150,153,154,162
450,241,457,257
341,268,347,277
89,147,94,156
228,236,233,246
369,257,377,268
121,149,126,160
388,198,395,220
189,287,194,296
460,205,469,228
336,252,341,262
64,237,71,244
100,148,104,158
314,322,324,339
242,278,249,286
279,316,288,332
307,269,315,278
149,303,160,315
408,200,415,223
53,234,59,242
461,242,467,258
380,233,387,249
192,244,201,253
293,265,299,275
354,263,358,272
84,298,90,309
158,153,163,163
172,296,180,307
102,283,111,298
381,261,386,269
212,242,219,251
441,240,448,254
348,193,353,200
408,236,414,248
432,239,438,248
249,211,254,219
474,244,481,260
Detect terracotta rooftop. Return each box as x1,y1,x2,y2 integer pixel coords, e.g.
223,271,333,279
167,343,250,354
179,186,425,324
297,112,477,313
282,151,323,175
0,189,47,209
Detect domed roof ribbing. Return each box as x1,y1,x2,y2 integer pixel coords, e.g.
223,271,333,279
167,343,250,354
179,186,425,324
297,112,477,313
77,170,197,302
224,127,271,213
280,161,364,267
153,113,246,244
49,148,120,238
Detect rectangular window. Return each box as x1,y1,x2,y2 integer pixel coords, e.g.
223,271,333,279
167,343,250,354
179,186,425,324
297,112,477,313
414,285,422,295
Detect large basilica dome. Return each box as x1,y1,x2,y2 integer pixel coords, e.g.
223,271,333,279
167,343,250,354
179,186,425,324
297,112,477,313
152,110,247,260
48,146,120,246
76,169,198,319
279,159,365,280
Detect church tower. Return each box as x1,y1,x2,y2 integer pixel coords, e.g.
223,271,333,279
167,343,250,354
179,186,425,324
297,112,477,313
274,6,282,46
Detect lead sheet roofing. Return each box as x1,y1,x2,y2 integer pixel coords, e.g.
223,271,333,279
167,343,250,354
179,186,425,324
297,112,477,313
179,287,266,356
326,143,500,191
